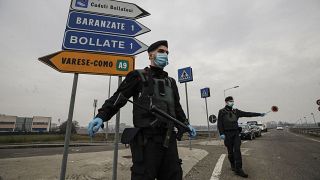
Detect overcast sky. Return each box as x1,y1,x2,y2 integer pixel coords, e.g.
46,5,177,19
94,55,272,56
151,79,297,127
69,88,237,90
0,0,319,127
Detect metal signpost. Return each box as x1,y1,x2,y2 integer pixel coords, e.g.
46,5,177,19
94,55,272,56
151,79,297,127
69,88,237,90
178,67,193,150
93,99,98,117
200,87,211,139
38,0,150,179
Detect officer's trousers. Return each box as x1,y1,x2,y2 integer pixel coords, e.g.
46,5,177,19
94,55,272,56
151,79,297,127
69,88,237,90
224,130,242,169
130,131,182,180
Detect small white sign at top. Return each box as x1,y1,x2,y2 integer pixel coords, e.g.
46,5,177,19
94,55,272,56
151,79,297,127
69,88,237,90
71,0,150,19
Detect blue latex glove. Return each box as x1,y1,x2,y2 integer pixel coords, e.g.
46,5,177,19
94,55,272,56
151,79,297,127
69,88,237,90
87,117,103,137
220,134,225,140
261,113,266,117
188,125,197,138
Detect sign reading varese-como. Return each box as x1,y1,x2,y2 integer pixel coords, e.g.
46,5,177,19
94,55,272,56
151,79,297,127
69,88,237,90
39,51,134,76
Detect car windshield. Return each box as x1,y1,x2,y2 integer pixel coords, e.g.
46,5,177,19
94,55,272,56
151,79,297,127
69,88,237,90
239,124,249,129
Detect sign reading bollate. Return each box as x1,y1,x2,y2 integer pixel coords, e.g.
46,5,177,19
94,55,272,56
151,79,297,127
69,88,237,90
39,51,134,76
70,0,150,19
62,30,148,55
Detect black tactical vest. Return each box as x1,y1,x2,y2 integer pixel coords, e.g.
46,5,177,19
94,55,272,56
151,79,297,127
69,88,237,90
221,108,239,130
132,69,176,128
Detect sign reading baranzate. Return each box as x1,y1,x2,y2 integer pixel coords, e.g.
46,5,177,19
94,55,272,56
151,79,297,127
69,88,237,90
71,0,150,19
67,11,150,36
38,51,134,76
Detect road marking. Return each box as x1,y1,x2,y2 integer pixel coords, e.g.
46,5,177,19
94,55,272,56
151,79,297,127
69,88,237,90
210,154,226,180
241,148,251,156
288,131,320,143
242,141,248,144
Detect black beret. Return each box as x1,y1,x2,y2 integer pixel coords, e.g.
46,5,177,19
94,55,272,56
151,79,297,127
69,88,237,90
147,40,168,53
225,96,234,102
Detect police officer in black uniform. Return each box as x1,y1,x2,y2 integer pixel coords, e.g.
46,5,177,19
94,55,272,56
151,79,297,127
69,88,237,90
218,96,265,178
87,40,197,180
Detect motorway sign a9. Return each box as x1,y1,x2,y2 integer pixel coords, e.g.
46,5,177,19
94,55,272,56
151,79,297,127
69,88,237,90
38,50,134,76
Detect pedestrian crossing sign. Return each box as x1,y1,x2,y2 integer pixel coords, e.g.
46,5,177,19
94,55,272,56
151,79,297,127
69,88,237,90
178,67,193,83
200,88,210,98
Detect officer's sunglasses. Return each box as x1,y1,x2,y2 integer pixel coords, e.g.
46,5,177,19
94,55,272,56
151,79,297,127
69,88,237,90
157,49,169,55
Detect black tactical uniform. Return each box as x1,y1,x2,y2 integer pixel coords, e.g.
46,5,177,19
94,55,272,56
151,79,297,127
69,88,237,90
96,66,189,180
217,105,262,172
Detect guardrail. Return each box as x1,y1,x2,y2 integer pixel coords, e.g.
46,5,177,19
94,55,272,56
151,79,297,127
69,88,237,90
289,127,320,137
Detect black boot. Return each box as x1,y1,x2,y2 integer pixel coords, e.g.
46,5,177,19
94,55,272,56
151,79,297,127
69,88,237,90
235,169,248,178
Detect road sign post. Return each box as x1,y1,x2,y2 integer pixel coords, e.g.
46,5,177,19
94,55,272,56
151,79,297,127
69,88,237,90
39,0,150,179
200,88,211,140
178,67,193,150
60,73,79,180
112,76,122,180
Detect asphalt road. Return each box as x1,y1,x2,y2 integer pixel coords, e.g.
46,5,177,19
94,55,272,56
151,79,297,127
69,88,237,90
0,143,126,159
1,129,320,180
186,129,320,180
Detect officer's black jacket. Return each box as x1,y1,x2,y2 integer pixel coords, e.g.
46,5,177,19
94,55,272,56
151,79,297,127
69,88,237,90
217,106,262,135
96,66,188,125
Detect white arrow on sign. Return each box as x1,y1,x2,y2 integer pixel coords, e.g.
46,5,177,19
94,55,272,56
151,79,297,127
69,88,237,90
71,0,150,19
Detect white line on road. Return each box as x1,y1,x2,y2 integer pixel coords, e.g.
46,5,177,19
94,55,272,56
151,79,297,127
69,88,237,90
210,154,226,180
242,141,248,144
289,131,320,143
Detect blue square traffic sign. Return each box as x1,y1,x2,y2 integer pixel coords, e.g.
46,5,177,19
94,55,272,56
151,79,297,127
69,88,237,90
200,88,210,98
178,67,193,83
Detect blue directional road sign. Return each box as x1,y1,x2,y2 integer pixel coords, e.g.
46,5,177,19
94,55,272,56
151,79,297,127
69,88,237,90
200,88,210,98
67,11,150,37
71,0,150,19
62,30,148,55
178,67,193,83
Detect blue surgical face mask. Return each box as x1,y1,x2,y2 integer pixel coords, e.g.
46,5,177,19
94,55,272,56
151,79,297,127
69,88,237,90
154,53,169,68
227,101,234,107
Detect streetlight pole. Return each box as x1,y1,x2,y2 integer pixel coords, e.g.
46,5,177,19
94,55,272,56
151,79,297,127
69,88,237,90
311,113,317,126
224,86,239,98
304,117,307,126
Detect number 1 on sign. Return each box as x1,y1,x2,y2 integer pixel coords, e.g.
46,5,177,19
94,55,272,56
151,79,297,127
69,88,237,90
130,43,133,49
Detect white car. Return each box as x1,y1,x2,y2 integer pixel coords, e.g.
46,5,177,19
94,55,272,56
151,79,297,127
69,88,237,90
257,123,268,132
276,126,284,130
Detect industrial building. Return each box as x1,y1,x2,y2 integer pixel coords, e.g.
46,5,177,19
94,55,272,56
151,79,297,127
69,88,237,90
0,114,52,132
